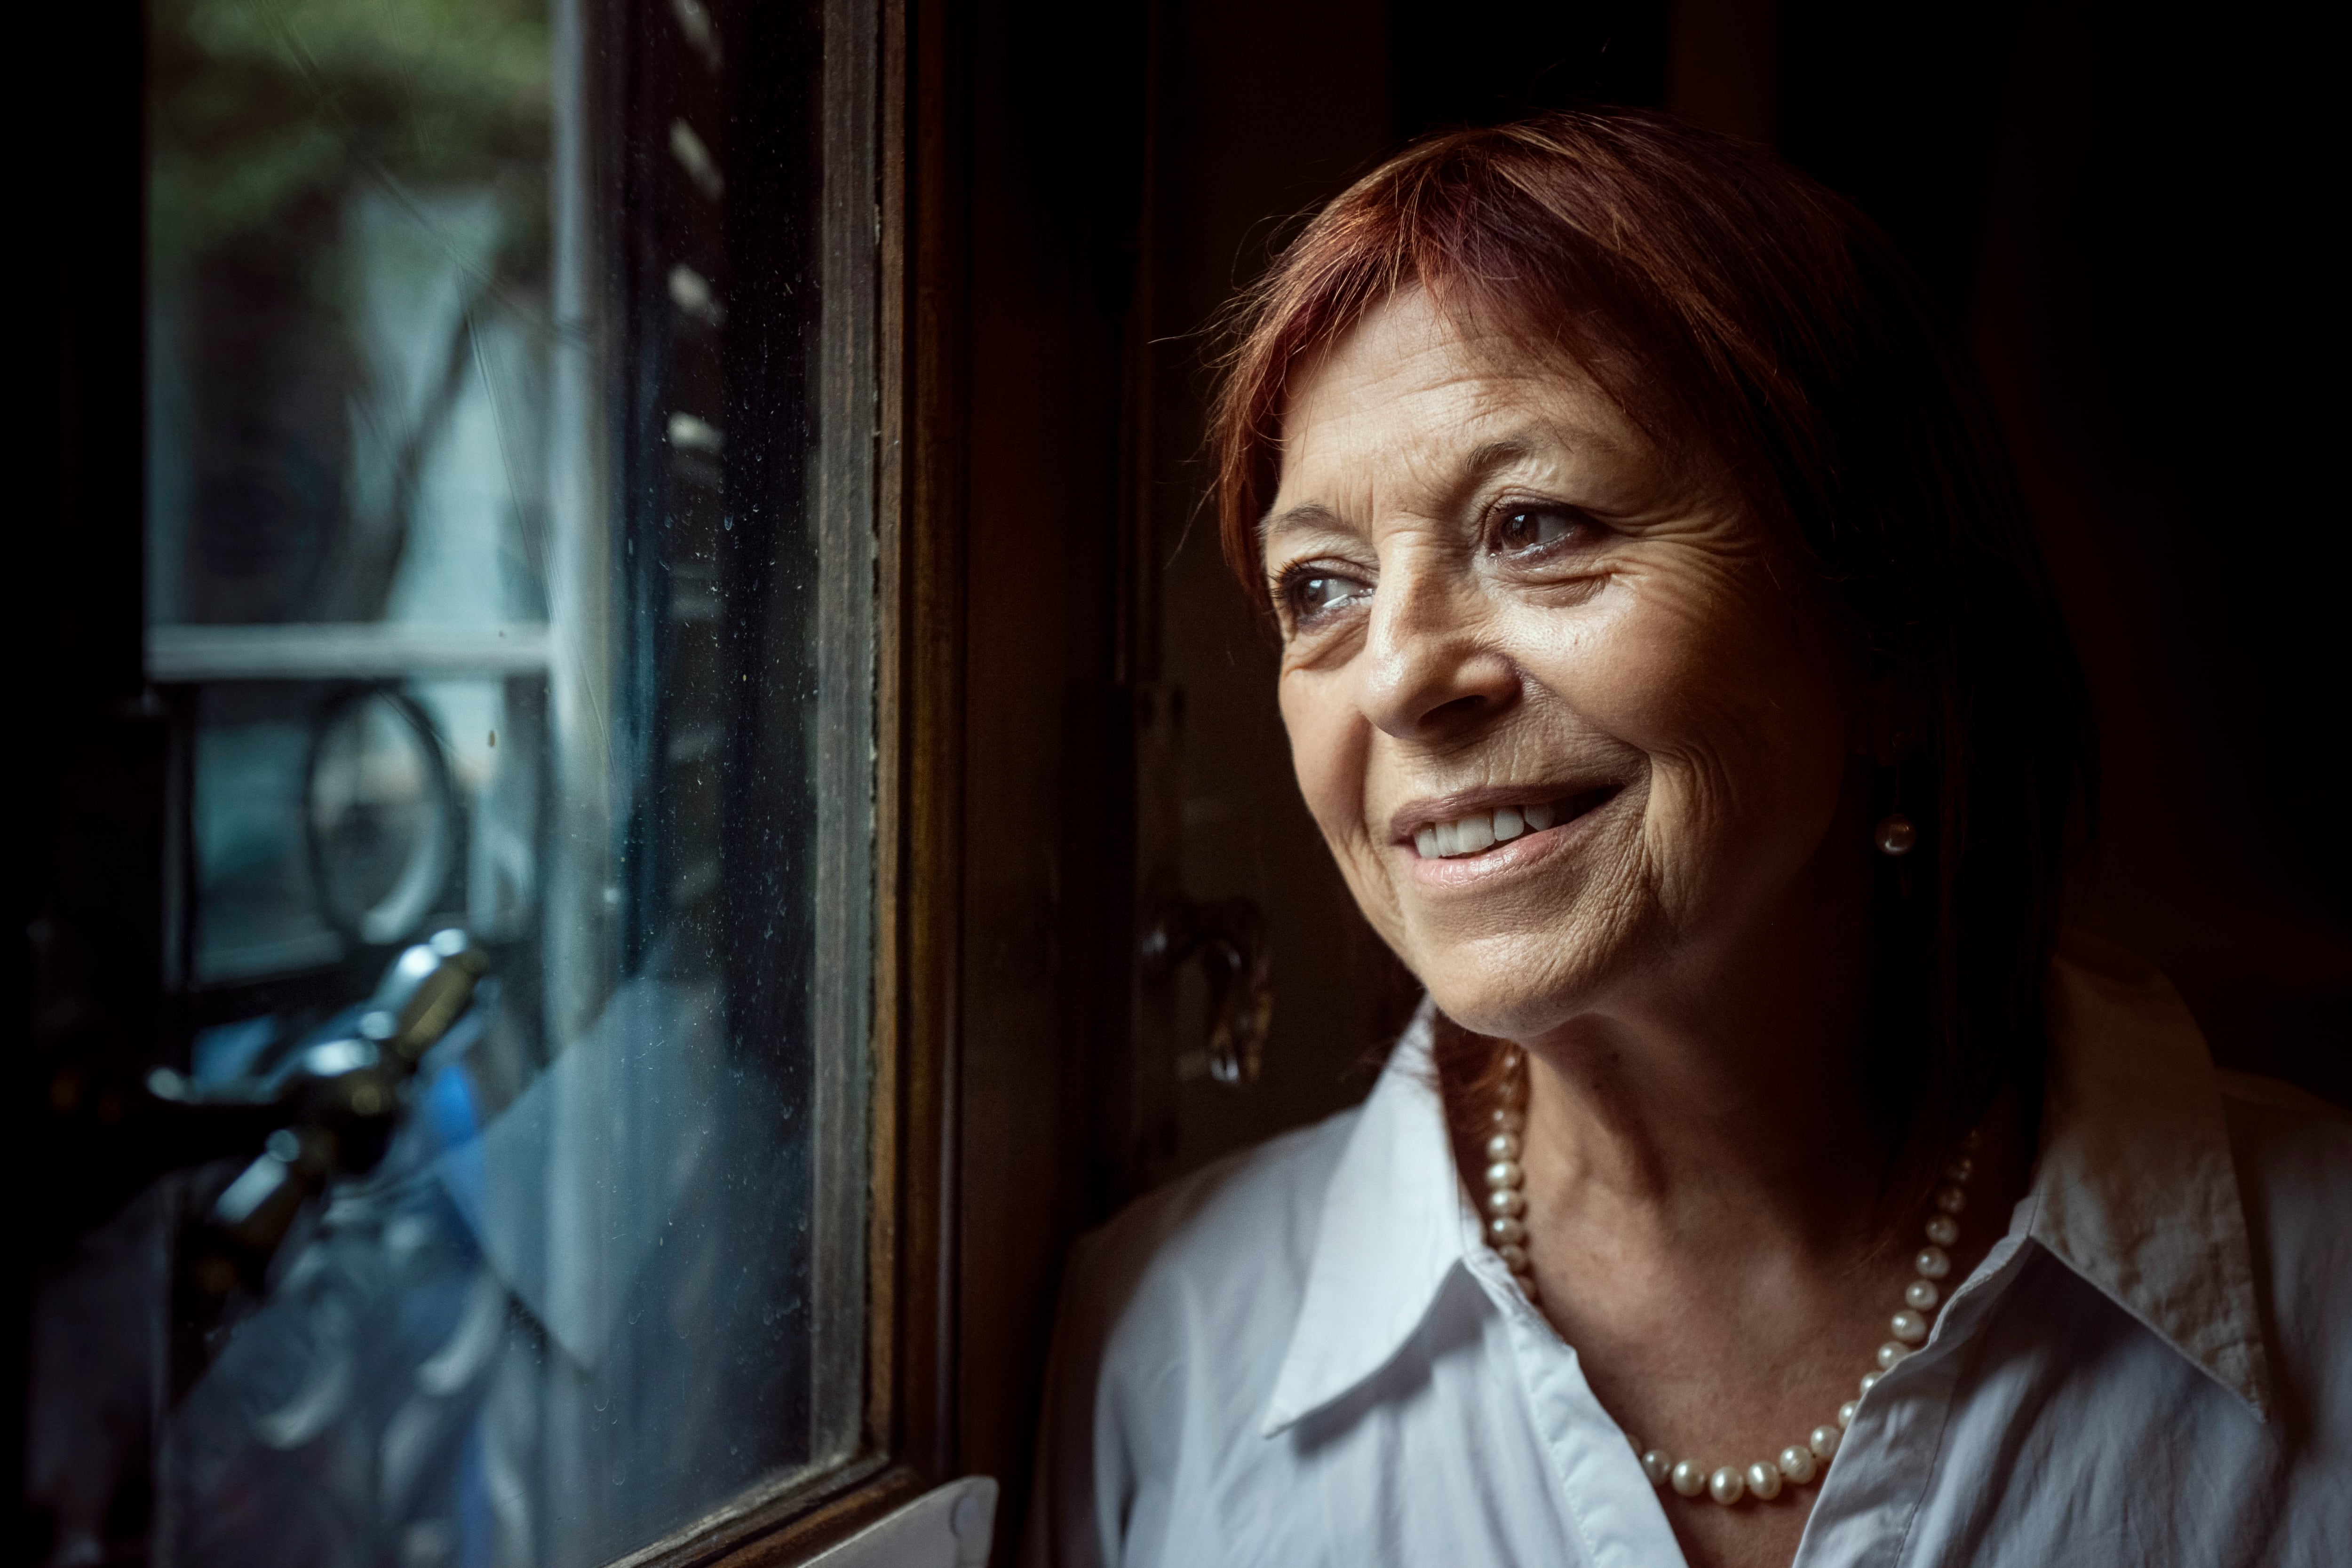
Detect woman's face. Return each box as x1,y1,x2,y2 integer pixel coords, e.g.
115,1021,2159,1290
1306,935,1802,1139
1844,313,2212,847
1268,288,1864,1042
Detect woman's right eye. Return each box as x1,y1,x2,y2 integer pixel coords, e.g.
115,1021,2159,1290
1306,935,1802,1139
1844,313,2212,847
1281,570,1372,623
1492,502,1599,556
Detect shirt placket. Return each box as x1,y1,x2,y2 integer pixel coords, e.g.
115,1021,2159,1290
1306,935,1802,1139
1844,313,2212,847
1792,1226,2035,1568
1460,1222,1691,1568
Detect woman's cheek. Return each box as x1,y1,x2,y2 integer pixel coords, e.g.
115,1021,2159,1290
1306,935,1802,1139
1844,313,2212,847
1519,578,1790,900
1281,670,1359,851
1628,613,1850,910
1282,668,1406,935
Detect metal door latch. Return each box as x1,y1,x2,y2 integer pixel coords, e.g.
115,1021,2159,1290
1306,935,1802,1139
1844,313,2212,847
1141,895,1272,1087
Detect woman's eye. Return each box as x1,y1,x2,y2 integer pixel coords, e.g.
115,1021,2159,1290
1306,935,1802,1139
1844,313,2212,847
1281,570,1371,622
1493,505,1593,555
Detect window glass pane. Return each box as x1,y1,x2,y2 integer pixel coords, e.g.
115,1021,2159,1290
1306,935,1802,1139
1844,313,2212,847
140,0,875,1562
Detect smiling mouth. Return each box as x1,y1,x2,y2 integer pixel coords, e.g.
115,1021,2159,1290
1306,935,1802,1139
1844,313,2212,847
1407,787,1621,860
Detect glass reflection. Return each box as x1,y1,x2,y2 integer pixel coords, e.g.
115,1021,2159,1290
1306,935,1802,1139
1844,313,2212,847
147,0,552,634
114,0,872,1563
307,689,460,946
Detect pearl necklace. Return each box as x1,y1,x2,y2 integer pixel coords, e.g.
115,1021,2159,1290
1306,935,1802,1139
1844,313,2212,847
1479,1045,1978,1507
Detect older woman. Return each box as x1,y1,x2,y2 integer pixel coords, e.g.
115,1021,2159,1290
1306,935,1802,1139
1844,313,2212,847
1025,113,2349,1568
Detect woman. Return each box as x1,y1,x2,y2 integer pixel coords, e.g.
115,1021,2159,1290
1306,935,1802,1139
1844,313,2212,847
1026,112,2349,1568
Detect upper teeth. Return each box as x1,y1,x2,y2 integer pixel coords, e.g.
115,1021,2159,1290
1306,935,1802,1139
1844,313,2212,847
1415,801,1557,859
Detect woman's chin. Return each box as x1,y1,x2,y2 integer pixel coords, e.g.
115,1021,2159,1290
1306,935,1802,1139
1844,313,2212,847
1410,930,1625,1044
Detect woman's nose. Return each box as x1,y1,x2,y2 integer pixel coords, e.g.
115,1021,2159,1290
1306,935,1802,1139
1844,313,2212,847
1357,567,1520,742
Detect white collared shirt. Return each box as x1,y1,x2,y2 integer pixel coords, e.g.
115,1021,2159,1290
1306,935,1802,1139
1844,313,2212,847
1023,939,2352,1567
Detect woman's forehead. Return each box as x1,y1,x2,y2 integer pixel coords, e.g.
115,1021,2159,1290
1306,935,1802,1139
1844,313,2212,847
1269,300,1655,535
1293,289,1587,410
1290,293,1635,445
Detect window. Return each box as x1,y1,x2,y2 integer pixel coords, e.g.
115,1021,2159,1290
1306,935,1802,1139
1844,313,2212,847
66,0,888,1561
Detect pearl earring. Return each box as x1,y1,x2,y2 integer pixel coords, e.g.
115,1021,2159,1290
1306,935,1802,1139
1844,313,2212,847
1875,813,1917,857
1876,749,1915,857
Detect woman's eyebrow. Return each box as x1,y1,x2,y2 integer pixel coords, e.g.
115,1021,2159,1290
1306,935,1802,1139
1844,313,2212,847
1462,434,1541,475
1260,424,1623,549
1431,430,1574,515
1258,500,1352,551
1463,421,1629,476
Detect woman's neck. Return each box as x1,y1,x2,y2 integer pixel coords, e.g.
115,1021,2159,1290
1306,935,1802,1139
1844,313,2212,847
1512,862,1891,1258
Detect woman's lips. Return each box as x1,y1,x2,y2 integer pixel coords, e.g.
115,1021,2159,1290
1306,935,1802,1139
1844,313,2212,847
1397,785,1621,857
1411,797,1557,859
1397,785,1621,885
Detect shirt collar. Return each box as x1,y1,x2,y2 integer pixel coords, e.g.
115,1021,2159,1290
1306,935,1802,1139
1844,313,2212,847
1262,1000,1472,1437
2027,932,2272,1418
1259,937,2276,1439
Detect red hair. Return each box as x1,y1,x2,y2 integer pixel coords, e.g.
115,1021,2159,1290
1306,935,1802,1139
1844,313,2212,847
1208,111,2093,1214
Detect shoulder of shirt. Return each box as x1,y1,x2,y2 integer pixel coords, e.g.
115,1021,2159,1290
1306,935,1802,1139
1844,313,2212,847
1024,1103,1372,1568
2209,1065,2352,1210
2212,1068,2351,1124
1073,1102,1362,1318
2212,1065,2352,1208
1051,1098,1367,1418
2208,1066,2352,1425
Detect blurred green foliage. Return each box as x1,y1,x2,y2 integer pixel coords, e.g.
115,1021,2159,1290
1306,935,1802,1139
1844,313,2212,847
150,0,551,287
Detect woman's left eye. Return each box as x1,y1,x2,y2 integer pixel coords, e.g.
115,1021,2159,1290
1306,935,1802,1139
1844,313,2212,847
1279,568,1372,623
1492,504,1595,555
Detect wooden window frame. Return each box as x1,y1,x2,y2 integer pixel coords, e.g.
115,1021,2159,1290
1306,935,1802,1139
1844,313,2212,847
620,0,969,1560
